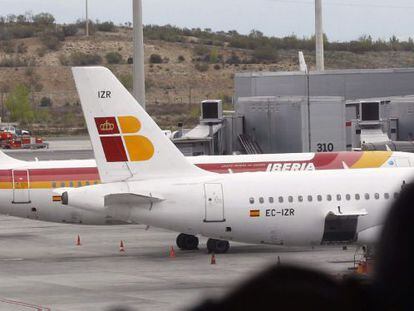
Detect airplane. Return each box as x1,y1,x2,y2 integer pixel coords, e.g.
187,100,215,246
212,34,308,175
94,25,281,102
41,66,409,254
0,67,412,253
1,140,412,252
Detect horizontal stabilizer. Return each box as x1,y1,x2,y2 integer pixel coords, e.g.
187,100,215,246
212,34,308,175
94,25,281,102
105,193,163,206
54,185,163,212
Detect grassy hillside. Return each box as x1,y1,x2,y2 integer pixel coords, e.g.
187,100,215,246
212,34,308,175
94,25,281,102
1,15,414,133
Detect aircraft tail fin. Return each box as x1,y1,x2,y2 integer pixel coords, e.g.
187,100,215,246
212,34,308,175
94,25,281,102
72,66,205,183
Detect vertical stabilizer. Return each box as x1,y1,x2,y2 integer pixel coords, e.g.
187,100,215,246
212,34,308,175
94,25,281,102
72,66,205,183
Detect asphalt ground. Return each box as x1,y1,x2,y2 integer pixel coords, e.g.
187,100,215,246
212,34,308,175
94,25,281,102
0,216,358,311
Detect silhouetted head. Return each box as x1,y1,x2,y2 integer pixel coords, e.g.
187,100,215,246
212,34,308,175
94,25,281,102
374,181,414,309
192,264,371,311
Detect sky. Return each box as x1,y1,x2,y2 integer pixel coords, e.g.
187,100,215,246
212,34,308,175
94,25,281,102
0,0,414,41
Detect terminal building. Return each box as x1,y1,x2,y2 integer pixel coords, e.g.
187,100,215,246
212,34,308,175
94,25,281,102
173,68,414,156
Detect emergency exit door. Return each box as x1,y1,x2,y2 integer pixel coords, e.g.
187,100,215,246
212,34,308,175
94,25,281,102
204,183,225,222
12,170,31,204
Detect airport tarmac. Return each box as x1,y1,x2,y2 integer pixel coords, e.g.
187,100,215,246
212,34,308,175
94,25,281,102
0,146,362,310
0,215,359,311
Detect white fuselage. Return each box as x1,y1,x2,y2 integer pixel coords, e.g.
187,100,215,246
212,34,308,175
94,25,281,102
58,167,412,246
0,152,411,246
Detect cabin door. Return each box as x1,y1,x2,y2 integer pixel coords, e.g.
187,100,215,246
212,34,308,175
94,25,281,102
204,183,225,222
12,170,31,204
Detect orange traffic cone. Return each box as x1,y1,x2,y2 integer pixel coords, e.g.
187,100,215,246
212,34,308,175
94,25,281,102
76,235,81,246
210,253,216,265
169,246,176,258
119,240,125,252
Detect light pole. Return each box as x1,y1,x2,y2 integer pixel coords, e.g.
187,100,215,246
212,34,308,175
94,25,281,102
132,0,146,109
85,0,89,37
315,0,324,71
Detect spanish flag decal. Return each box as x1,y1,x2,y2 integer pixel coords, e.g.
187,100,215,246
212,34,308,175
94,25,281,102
52,195,62,202
250,210,260,217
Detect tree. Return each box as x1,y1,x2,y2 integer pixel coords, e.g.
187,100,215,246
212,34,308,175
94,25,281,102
33,13,55,26
5,84,34,125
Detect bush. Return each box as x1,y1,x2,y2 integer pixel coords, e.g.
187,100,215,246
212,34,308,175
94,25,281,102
69,52,102,66
97,21,115,32
58,54,69,66
62,24,78,37
194,45,209,56
105,51,123,64
209,48,219,63
195,62,209,72
39,31,64,51
36,46,47,57
252,46,279,63
226,53,241,65
39,96,53,107
0,40,14,54
149,54,163,64
16,42,27,54
0,57,30,67
120,74,132,90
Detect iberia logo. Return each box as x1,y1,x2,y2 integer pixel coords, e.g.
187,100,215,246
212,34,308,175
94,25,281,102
94,116,154,162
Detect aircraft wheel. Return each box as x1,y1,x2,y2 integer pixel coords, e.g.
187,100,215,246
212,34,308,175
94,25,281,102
207,238,230,254
176,233,199,250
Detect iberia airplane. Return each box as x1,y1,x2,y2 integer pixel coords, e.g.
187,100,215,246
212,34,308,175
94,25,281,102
0,67,413,253
58,67,414,253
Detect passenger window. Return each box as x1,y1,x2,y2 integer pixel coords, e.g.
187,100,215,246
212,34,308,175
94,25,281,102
288,196,293,203
317,195,322,202
279,196,284,203
94,181,98,185
346,194,351,201
384,193,390,200
269,197,274,203
60,182,65,187
374,193,380,200
298,195,303,202
77,181,82,187
336,194,341,201
69,181,74,187
249,197,254,204
355,194,360,200
85,181,90,186
365,193,370,200
52,182,57,188
259,197,264,204
326,194,332,201
307,195,313,202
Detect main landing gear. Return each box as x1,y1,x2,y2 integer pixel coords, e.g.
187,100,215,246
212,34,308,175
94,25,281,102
176,233,199,250
176,234,230,253
207,238,230,254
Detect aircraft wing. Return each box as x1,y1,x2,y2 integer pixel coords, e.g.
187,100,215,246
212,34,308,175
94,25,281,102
327,207,368,217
